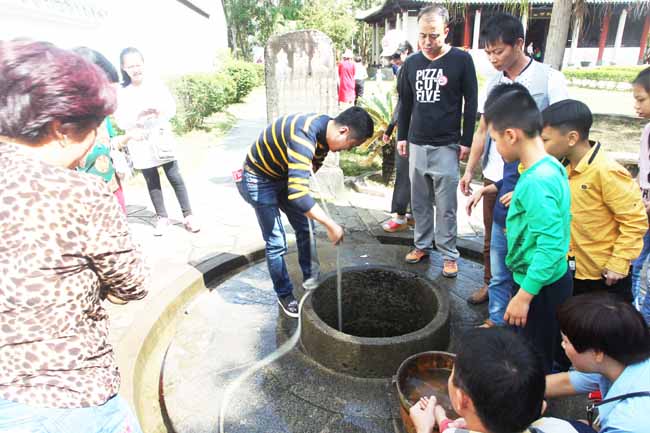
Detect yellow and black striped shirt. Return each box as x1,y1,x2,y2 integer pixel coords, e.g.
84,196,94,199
245,113,330,212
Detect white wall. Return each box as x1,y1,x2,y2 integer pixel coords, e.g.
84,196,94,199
0,0,228,78
562,47,641,68
470,47,642,80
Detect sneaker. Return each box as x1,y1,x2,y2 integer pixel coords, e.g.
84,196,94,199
183,215,201,233
153,217,170,237
467,284,488,304
442,260,458,278
382,218,409,233
405,248,429,264
302,276,319,291
277,294,299,318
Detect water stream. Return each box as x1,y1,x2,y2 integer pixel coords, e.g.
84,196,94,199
219,169,344,432
308,168,343,332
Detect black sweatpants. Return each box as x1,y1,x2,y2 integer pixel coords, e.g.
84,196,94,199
141,160,192,218
514,269,573,374
390,150,411,215
573,267,633,303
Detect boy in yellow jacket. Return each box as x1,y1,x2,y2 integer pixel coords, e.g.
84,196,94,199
542,99,647,302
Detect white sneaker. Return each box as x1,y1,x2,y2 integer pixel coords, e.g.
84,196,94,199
302,276,319,291
183,215,201,233
153,217,170,236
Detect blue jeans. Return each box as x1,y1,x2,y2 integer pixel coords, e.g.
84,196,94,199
237,169,318,297
487,221,513,326
632,229,650,323
0,395,142,433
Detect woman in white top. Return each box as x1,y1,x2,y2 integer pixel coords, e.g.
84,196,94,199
353,55,368,106
114,47,199,235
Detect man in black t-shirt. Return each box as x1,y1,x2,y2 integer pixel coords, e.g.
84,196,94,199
397,5,478,277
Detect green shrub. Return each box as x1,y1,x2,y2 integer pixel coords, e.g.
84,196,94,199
563,65,646,83
253,63,265,85
169,59,264,133
224,60,260,102
170,72,235,133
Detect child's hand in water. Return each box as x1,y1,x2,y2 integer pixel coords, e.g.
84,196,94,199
409,396,437,433
433,402,464,432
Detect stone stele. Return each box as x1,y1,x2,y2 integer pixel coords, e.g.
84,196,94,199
265,30,344,199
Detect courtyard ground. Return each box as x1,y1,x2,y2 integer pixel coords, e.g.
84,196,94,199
109,83,646,432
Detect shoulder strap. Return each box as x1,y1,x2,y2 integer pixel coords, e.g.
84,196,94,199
595,391,650,407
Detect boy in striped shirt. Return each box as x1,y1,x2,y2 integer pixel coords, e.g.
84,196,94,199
237,107,374,317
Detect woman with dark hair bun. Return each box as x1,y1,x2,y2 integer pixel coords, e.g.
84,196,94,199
0,40,147,433
73,46,128,213
114,47,199,236
546,293,650,432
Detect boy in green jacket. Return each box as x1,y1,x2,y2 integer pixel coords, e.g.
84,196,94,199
483,83,572,373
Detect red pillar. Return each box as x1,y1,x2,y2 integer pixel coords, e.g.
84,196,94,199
597,8,612,65
639,13,650,64
463,5,471,49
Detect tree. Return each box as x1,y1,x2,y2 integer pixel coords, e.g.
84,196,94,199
222,0,302,59
351,0,380,61
543,0,574,70
297,0,358,52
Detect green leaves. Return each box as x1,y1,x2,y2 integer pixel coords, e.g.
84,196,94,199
563,65,647,84
296,0,358,52
170,60,264,133
357,89,395,153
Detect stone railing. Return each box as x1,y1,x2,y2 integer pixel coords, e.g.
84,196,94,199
611,151,640,178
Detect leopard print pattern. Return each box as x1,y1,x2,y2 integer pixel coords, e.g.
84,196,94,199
0,142,148,408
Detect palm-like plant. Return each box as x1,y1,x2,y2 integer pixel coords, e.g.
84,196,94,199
358,90,397,184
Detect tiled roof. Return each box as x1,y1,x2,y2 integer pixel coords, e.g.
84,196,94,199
357,0,646,21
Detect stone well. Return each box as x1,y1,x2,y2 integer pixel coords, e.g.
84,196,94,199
300,265,450,378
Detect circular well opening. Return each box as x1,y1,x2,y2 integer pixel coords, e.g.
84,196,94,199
312,268,437,338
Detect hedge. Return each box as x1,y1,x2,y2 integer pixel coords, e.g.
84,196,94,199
563,65,647,84
170,60,264,133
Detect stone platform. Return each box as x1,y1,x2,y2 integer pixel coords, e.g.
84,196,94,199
161,242,489,433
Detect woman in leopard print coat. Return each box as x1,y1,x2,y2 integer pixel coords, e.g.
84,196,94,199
0,40,148,433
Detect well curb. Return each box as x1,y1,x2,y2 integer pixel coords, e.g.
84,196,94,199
120,227,485,431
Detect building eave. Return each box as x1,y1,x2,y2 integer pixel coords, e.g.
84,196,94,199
356,0,648,23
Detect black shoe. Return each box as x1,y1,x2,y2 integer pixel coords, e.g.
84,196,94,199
278,294,299,318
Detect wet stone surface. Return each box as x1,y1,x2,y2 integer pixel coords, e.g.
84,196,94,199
162,242,490,433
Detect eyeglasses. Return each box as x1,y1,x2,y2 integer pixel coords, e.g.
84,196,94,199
418,33,441,40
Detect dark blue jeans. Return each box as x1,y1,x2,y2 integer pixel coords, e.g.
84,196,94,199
237,169,318,297
632,229,650,323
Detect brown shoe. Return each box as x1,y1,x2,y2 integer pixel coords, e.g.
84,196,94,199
467,284,488,304
442,260,458,278
407,214,415,227
405,248,429,264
